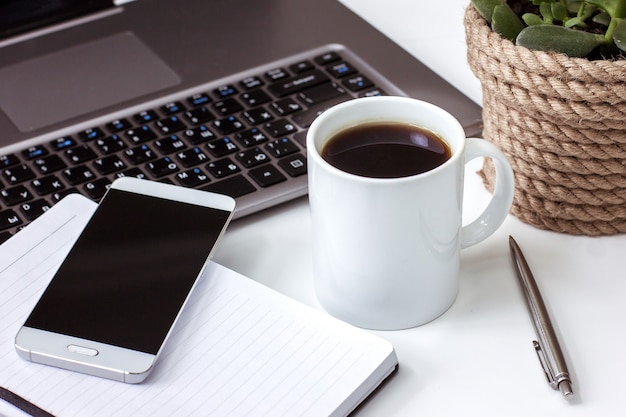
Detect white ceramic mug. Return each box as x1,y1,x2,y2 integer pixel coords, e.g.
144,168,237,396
306,96,514,330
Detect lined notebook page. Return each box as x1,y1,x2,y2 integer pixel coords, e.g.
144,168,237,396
0,195,397,417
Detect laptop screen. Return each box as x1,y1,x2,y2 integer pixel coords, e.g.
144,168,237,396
0,0,113,40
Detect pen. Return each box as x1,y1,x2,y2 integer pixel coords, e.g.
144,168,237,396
509,236,574,400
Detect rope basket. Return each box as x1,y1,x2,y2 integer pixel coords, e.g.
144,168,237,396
464,4,626,235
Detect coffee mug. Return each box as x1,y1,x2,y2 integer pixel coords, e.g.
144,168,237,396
306,96,514,330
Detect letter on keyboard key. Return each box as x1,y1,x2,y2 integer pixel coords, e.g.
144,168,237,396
0,209,23,231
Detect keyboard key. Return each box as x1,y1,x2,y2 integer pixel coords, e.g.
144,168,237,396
33,154,67,174
106,118,132,132
290,60,314,73
214,84,238,98
326,61,357,78
240,89,271,107
154,135,187,154
175,147,209,167
126,125,157,144
314,51,341,65
278,154,307,177
50,136,77,151
78,127,105,142
115,167,147,180
359,88,386,97
133,110,159,123
62,166,96,185
3,165,35,184
343,75,374,92
212,98,243,116
0,209,22,231
0,154,20,169
124,145,156,164
206,137,239,157
298,82,348,105
292,95,350,129
181,125,216,145
242,107,274,125
146,157,179,178
20,199,51,221
201,175,256,198
51,189,78,202
155,116,187,135
184,106,214,125
236,128,269,147
22,145,48,160
1,185,32,205
263,119,297,138
161,101,186,115
266,138,299,157
93,155,127,175
212,116,245,135
95,135,127,154
65,145,97,164
240,76,264,90
265,68,289,81
84,178,112,200
236,148,270,168
188,93,211,106
271,98,303,115
248,164,287,187
31,175,65,195
206,158,240,178
176,167,211,187
267,70,329,97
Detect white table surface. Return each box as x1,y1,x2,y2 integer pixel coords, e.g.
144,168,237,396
214,1,626,416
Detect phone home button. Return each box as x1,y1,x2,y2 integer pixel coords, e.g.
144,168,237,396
67,344,99,357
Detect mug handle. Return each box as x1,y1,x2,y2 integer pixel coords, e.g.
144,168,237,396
461,138,515,249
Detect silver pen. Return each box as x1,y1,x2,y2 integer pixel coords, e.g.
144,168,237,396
509,236,574,399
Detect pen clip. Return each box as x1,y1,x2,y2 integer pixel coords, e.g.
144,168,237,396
533,340,558,390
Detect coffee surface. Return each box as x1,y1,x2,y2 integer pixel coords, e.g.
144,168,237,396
321,122,451,178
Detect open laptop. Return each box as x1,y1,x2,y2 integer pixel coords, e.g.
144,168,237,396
0,0,482,239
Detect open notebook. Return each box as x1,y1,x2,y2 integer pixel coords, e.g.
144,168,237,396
0,194,397,417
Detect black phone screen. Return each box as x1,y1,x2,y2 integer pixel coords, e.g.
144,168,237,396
24,189,231,355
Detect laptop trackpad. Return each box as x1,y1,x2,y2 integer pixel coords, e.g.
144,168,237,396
0,31,181,132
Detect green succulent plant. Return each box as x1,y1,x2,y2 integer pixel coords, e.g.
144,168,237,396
471,0,626,58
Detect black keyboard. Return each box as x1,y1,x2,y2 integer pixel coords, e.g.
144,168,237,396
0,45,405,242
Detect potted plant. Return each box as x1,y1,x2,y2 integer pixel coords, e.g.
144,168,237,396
465,0,626,235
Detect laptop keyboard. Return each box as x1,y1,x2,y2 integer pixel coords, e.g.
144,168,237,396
0,45,405,242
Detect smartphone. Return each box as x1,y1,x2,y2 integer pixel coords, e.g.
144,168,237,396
15,177,235,383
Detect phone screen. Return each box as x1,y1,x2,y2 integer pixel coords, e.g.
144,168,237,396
24,188,232,355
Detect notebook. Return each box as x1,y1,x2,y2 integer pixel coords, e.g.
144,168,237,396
0,0,482,241
0,194,398,416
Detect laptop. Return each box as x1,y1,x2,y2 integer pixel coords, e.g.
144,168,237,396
0,0,482,239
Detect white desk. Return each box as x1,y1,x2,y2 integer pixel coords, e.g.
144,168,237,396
213,1,626,416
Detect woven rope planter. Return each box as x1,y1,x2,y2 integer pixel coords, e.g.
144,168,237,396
465,4,626,236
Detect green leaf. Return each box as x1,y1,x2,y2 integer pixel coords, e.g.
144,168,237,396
593,11,612,25
517,24,606,57
614,18,626,50
470,0,507,23
492,4,526,41
551,3,570,21
566,0,582,14
523,13,545,25
565,16,587,27
585,0,623,17
540,2,554,23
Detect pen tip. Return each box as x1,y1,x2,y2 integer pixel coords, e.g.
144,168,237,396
559,381,574,400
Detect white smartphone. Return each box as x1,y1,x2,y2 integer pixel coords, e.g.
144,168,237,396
15,177,235,383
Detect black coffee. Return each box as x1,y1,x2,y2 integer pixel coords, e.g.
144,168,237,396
321,122,451,178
